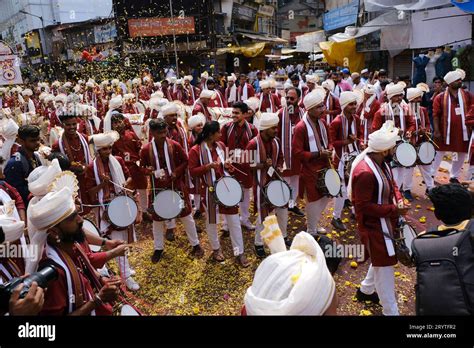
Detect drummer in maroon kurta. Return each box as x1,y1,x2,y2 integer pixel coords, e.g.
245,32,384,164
172,81,189,104
220,102,258,229
111,113,148,214
432,69,473,182
140,118,203,263
206,79,227,108
322,80,342,125
292,90,334,236
189,121,249,267
256,80,281,113
237,74,255,102
348,123,406,315
356,85,380,145
277,87,305,217
52,115,92,214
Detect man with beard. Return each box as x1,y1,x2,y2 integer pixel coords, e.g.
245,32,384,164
372,82,415,189
30,187,124,315
431,69,472,183
277,87,305,217
5,125,42,206
348,120,408,316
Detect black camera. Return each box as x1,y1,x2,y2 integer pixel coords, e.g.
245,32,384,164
0,265,58,312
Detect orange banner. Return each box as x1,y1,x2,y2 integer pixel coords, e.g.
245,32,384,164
128,17,195,38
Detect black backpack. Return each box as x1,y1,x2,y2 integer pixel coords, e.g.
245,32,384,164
411,219,474,315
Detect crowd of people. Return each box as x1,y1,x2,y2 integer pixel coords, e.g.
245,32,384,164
0,62,473,316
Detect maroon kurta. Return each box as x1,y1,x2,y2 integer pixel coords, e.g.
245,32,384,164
324,94,341,124
292,118,332,202
113,129,147,189
208,90,227,108
192,101,212,121
433,89,472,152
237,83,255,101
257,93,281,113
329,114,362,169
371,103,415,134
140,139,191,221
220,121,258,188
351,158,403,266
356,98,380,136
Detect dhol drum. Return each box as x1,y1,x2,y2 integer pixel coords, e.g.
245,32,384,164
263,180,291,208
105,195,138,230
153,190,184,220
416,141,436,165
316,168,342,197
400,222,418,256
393,141,417,168
343,154,357,181
120,304,141,316
83,218,102,252
213,176,243,207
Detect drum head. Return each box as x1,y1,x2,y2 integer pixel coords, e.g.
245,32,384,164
418,142,436,164
153,190,184,219
266,180,291,207
324,169,341,197
215,177,242,207
396,143,417,167
403,224,418,255
121,304,140,316
83,219,101,252
108,196,138,228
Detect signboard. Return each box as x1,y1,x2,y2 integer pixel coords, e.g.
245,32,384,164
0,42,12,55
356,30,381,52
258,5,275,17
24,30,42,59
0,55,23,86
128,17,195,38
232,3,257,22
94,22,117,43
323,0,359,32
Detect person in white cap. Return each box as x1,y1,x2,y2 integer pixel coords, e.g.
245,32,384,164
189,121,249,267
257,80,280,113
237,73,255,102
220,102,258,231
244,231,337,315
205,78,227,108
160,79,173,101
243,96,260,126
103,95,124,133
293,90,334,236
431,69,472,183
192,89,215,121
123,93,141,115
171,79,188,104
245,112,290,258
139,118,204,263
0,119,20,169
225,73,237,104
84,80,98,109
199,71,209,91
329,91,362,231
321,79,342,125
277,87,305,217
30,187,122,315
357,84,380,146
85,131,140,291
360,68,370,84
21,89,36,116
402,86,433,200
183,75,200,105
351,72,365,91
187,113,206,218
51,113,92,212
42,94,60,129
302,74,319,100
348,120,408,316
372,82,415,188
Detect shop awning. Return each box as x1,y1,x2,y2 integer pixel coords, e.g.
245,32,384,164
216,42,266,57
238,32,288,43
295,30,325,53
265,54,294,60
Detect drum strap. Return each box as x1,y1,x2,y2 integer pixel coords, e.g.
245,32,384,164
385,103,405,133
255,136,279,222
443,89,468,145
325,93,334,125
281,106,303,170
302,112,327,152
150,139,173,177
341,114,359,156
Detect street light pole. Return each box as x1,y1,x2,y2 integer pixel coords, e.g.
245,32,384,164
169,0,179,78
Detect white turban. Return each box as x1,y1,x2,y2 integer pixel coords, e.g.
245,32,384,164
52,81,61,88
244,231,335,315
244,97,260,112
91,131,120,149
0,216,25,243
63,82,72,88
258,112,279,131
259,80,271,89
151,91,164,99
150,98,169,113
161,103,179,116
303,89,326,110
28,159,62,197
283,82,293,90
363,84,377,95
21,89,33,97
111,79,120,86
78,80,85,85
406,87,424,102
175,79,184,85
0,87,7,94
268,79,277,88
322,79,335,91
227,73,237,82
132,78,140,85
86,81,94,88
123,93,135,101
44,94,55,104
109,96,123,110
339,91,358,109
200,71,209,79
444,69,465,85
347,120,400,200
361,68,369,74
29,187,76,231
101,80,110,86
39,92,48,101
143,76,151,83
170,77,177,84
306,74,319,84
200,89,215,99
184,75,193,82
55,94,67,105
0,118,19,139
385,82,405,99
188,113,206,129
